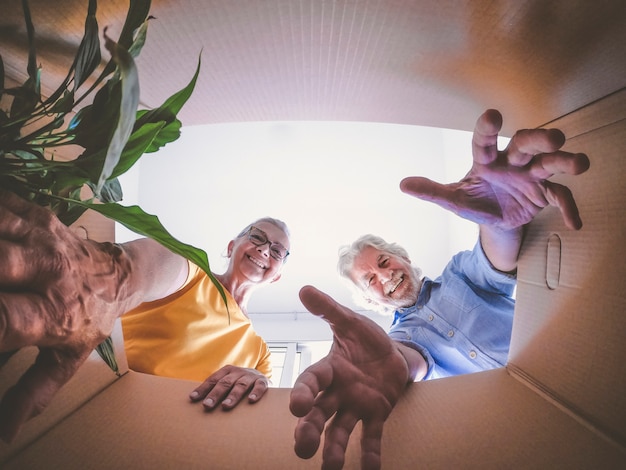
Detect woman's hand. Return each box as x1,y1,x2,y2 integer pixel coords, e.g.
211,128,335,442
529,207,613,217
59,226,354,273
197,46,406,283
189,365,269,410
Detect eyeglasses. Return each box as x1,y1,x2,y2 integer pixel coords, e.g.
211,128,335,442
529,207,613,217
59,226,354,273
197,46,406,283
245,226,290,261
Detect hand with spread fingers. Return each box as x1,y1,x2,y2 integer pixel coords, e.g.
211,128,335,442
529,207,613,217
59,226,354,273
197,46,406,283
401,109,589,273
289,286,424,470
0,189,141,443
400,108,590,231
189,365,269,410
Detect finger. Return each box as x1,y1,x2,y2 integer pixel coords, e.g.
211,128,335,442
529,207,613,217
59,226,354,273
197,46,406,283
0,292,60,351
294,392,340,460
189,366,230,402
0,204,32,241
360,419,385,470
506,128,566,166
0,241,39,286
247,377,269,404
202,373,250,410
219,373,269,410
299,286,357,326
0,347,89,443
544,182,583,230
400,177,461,212
472,109,503,165
529,152,590,180
322,412,359,470
290,360,333,417
294,416,323,459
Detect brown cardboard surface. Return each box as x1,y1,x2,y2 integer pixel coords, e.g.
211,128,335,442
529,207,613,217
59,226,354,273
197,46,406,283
0,322,128,463
512,89,626,448
3,368,625,469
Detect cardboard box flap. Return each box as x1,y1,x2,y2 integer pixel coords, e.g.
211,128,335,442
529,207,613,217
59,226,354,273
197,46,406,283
511,89,626,448
0,321,128,463
3,368,625,469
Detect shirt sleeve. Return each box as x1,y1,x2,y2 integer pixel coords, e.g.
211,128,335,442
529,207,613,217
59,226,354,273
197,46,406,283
391,337,436,381
449,242,517,297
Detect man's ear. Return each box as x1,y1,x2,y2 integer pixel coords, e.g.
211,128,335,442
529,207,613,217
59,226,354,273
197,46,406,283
227,240,234,257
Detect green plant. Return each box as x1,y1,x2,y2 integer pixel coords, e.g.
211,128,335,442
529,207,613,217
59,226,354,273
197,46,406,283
0,0,226,373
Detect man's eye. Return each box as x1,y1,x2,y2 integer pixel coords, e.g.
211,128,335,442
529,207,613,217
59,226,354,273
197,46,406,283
250,234,265,243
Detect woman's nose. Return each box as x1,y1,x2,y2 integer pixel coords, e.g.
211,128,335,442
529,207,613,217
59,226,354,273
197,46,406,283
256,243,270,257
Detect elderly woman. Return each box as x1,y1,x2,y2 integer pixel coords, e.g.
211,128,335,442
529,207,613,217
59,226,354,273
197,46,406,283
121,217,290,408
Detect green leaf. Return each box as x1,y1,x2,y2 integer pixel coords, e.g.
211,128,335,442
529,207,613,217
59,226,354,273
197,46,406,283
135,54,201,129
96,0,152,82
73,0,101,91
0,55,5,102
128,17,150,59
144,119,181,153
93,32,140,195
91,177,123,203
95,336,120,376
110,121,165,177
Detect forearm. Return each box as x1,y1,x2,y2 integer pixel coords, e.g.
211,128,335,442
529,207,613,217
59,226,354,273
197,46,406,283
396,342,429,382
118,238,189,305
478,225,525,273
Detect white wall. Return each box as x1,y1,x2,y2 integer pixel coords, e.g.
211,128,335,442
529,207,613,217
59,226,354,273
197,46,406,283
117,121,496,338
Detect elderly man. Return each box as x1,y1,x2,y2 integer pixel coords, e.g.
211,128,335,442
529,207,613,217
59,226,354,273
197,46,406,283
289,109,590,469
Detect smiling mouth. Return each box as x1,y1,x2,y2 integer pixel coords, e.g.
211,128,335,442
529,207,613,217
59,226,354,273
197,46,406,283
387,276,403,295
247,255,267,269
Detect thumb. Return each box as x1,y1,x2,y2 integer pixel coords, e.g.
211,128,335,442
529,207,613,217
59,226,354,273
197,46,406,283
299,285,355,327
400,177,461,212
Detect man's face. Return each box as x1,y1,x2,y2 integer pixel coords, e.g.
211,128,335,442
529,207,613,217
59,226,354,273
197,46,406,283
349,245,420,310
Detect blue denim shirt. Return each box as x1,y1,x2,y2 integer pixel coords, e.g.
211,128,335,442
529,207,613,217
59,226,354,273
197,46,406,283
388,242,516,380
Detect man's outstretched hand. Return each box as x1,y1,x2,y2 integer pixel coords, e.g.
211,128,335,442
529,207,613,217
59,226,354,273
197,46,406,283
290,286,414,470
400,109,590,231
0,190,138,443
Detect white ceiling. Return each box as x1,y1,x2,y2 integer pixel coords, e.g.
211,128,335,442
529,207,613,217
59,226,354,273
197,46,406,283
3,1,625,133
3,0,625,316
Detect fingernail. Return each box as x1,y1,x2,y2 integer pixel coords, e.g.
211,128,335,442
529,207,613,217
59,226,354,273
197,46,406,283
249,394,257,400
189,391,199,400
203,398,214,407
223,398,232,405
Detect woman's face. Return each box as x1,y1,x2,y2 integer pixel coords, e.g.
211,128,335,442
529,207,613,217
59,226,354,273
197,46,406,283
228,221,290,284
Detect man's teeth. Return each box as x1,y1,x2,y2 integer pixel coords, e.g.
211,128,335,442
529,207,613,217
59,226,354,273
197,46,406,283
388,277,402,294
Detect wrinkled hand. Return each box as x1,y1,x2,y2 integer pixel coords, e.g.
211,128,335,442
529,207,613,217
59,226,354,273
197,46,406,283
290,286,410,470
189,365,269,410
0,189,136,442
400,109,590,231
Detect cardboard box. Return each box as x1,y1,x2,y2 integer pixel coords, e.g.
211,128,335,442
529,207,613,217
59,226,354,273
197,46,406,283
1,1,625,468
0,90,623,469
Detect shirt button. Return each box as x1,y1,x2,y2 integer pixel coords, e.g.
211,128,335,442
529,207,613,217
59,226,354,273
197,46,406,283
469,350,477,359
447,330,454,337
428,314,434,321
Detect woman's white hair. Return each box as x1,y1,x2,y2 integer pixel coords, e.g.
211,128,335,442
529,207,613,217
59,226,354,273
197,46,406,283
337,234,422,315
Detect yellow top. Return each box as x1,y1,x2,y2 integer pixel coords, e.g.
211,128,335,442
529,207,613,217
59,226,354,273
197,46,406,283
121,261,272,381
